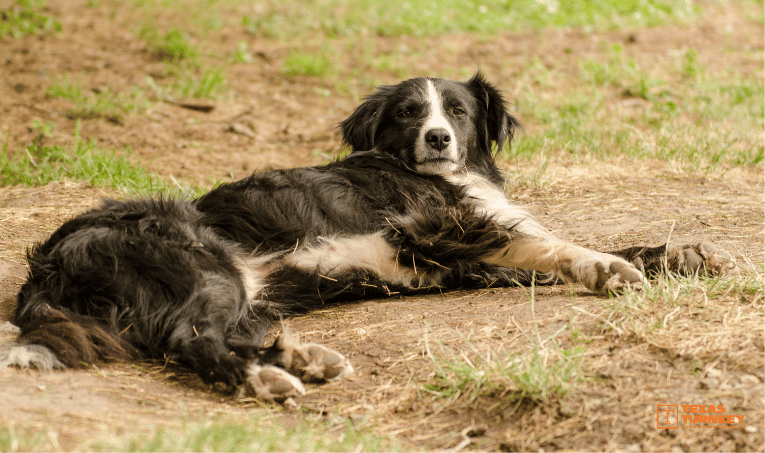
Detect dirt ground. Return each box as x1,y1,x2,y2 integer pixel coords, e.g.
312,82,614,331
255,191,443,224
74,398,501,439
0,1,763,451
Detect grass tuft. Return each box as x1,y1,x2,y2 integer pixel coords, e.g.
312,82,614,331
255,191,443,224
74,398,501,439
0,422,56,452
47,78,151,122
146,66,229,100
0,123,167,196
425,338,586,409
171,66,228,99
424,278,587,410
282,51,334,77
92,413,399,452
597,268,764,371
141,27,199,61
0,0,61,39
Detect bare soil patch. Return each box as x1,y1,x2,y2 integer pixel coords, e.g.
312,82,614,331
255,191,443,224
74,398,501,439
0,1,762,451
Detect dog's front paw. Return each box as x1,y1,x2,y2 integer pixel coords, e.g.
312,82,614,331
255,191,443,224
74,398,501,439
670,241,736,276
245,363,306,403
562,254,645,296
594,259,645,295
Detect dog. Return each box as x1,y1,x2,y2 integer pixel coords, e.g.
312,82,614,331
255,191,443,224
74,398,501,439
0,73,735,402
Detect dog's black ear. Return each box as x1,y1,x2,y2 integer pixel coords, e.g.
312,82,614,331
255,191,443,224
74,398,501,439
339,87,393,152
467,72,522,154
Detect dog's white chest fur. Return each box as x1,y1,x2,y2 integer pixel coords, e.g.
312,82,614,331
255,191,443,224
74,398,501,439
446,173,556,240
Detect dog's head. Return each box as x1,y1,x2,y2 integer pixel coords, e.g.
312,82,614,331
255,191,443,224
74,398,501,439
340,73,521,183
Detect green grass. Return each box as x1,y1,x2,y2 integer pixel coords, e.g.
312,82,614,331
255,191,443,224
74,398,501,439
424,278,587,409
282,51,334,77
229,40,253,63
594,267,764,372
425,339,586,408
0,0,61,39
0,423,53,452
604,267,763,326
502,43,764,176
137,25,230,99
114,0,702,42
170,66,228,99
146,67,229,100
240,0,697,39
96,414,398,452
47,78,151,122
140,26,199,61
0,124,168,196
0,414,400,452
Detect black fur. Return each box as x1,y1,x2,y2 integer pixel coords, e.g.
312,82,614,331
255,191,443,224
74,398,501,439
4,73,728,392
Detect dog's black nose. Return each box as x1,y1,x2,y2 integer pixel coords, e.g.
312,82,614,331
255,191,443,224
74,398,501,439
425,128,451,151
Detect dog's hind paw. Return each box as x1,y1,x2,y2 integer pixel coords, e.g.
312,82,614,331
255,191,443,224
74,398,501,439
275,329,354,383
244,363,306,403
288,342,355,382
670,241,736,276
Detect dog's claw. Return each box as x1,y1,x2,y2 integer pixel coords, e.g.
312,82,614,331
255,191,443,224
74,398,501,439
599,260,645,295
696,241,736,276
672,241,736,276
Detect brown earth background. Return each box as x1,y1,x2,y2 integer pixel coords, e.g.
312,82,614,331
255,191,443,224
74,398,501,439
0,0,763,451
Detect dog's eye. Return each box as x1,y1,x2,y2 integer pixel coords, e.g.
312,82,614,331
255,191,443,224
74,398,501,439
397,110,412,118
452,108,465,116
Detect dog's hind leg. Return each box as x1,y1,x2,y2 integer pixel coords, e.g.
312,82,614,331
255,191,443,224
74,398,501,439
219,256,353,400
173,293,315,402
238,324,353,403
227,322,352,402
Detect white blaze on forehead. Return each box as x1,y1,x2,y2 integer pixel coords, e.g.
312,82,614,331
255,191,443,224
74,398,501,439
414,79,459,175
423,79,454,137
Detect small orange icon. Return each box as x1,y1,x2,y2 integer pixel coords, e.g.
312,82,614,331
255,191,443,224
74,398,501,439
657,405,678,429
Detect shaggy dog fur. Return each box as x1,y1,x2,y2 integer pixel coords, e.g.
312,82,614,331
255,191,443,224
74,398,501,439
0,73,735,401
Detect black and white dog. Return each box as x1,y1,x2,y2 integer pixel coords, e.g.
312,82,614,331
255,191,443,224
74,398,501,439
0,73,734,402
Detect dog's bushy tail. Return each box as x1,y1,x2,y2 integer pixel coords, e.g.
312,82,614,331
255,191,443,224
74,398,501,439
0,303,135,370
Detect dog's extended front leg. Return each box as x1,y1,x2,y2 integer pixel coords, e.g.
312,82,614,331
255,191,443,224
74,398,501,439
482,237,645,295
389,205,644,295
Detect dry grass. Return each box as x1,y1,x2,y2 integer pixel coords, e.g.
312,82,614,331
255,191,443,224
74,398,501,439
600,269,764,370
1,151,762,452
0,0,762,450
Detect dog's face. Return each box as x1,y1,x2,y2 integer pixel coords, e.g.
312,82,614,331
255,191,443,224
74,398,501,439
340,73,521,183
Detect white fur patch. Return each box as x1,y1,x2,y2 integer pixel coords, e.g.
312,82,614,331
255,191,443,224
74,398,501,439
234,253,274,303
0,344,64,370
283,232,436,287
414,80,459,175
482,237,644,293
447,173,556,240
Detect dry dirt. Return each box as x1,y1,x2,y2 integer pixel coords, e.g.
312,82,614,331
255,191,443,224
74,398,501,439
0,1,763,451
